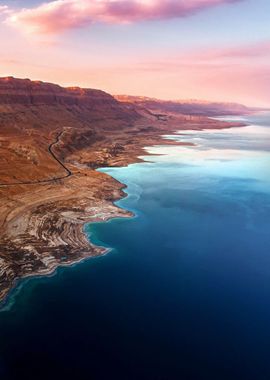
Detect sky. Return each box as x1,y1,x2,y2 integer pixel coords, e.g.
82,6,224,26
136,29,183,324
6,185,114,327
0,0,269,106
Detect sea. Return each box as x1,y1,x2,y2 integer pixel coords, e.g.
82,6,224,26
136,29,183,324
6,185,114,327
0,112,270,379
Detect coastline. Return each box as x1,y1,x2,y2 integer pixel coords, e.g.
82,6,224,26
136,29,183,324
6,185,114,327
0,189,132,307
0,115,247,307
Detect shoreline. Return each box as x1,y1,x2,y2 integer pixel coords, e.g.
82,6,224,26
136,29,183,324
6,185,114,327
0,176,138,311
0,195,132,308
0,115,247,307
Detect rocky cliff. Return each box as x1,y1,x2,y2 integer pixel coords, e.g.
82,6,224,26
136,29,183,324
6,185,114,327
0,77,144,137
0,77,120,107
115,95,255,116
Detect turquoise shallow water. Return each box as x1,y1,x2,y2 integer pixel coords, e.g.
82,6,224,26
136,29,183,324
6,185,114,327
0,112,270,379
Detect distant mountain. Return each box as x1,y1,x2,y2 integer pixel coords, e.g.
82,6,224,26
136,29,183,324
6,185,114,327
114,95,258,117
0,77,143,123
0,76,118,107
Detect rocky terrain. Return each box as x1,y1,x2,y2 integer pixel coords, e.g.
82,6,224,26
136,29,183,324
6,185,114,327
0,77,245,304
115,95,258,117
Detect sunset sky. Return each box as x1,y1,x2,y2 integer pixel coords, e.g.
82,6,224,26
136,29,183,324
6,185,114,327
0,0,269,106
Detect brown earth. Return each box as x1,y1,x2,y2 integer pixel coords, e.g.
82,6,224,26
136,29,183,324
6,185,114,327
114,94,258,117
0,77,245,304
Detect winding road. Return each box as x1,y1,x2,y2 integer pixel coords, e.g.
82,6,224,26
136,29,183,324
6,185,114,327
0,131,72,187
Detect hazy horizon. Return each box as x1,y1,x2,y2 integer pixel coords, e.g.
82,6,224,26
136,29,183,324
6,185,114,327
0,0,269,107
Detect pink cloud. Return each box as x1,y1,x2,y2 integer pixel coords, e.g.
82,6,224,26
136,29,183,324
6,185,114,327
139,40,270,70
0,5,9,15
198,41,270,61
6,0,242,34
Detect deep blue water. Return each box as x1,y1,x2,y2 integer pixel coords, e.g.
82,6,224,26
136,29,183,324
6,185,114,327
0,112,270,379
